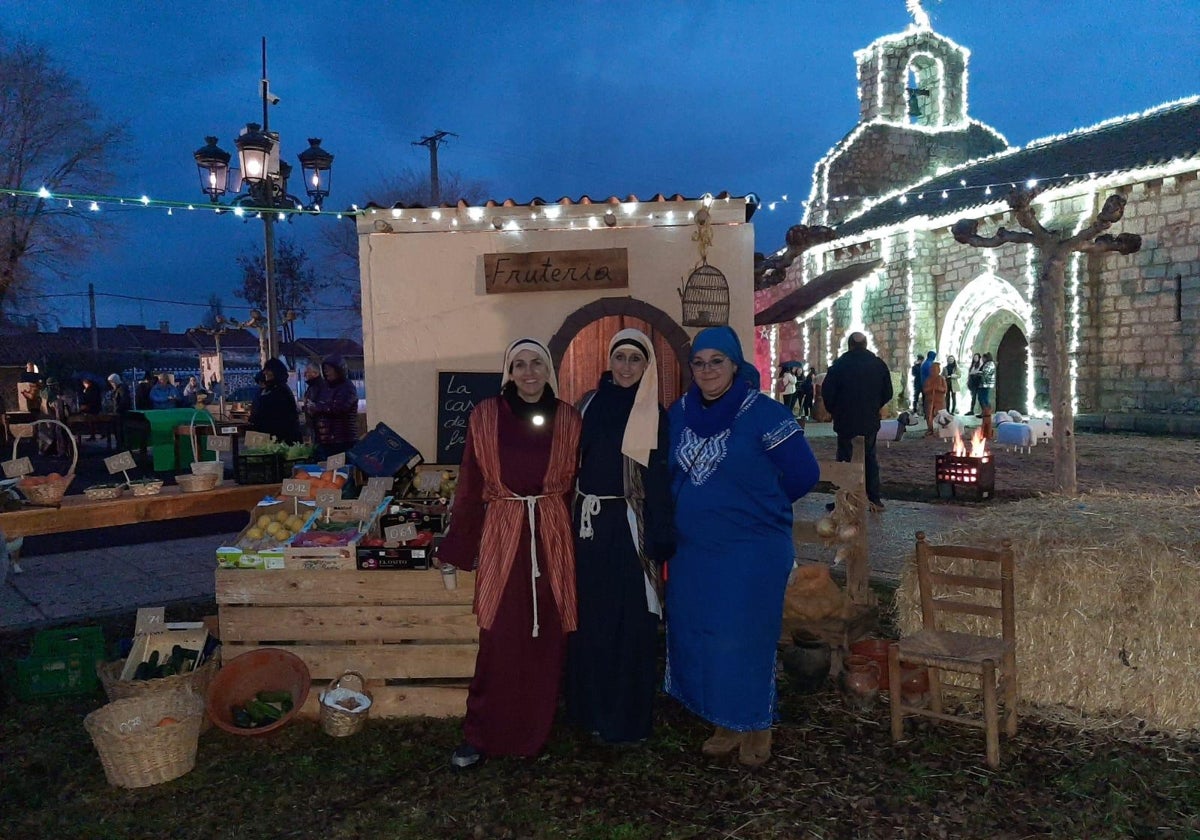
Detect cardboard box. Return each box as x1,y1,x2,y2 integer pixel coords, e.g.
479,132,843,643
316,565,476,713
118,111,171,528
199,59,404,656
380,508,446,535
217,546,285,569
283,497,391,569
356,545,433,570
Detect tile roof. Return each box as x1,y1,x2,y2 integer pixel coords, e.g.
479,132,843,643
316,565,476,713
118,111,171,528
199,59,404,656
834,97,1200,239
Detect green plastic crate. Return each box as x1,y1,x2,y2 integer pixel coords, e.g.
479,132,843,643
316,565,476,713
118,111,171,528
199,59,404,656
14,626,105,700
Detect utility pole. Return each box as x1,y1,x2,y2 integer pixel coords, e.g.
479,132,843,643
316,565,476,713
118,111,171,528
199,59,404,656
88,282,98,352
412,130,457,205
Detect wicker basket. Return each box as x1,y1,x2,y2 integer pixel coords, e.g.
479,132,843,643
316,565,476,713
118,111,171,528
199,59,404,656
84,483,125,501
97,657,219,703
12,418,77,505
176,472,219,493
84,690,205,788
190,459,224,479
128,479,164,497
318,670,373,737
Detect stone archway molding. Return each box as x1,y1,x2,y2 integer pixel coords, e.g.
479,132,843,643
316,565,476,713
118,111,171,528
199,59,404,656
547,296,693,390
939,273,1031,367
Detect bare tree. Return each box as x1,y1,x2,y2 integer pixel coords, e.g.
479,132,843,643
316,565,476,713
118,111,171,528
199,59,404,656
0,38,127,321
319,167,491,310
199,293,225,329
236,236,325,348
952,188,1141,495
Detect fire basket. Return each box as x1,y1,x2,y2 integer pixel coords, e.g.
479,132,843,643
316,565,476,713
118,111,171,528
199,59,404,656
935,428,995,500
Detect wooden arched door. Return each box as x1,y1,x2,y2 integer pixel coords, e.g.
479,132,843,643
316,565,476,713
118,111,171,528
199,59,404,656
557,315,684,407
994,324,1028,413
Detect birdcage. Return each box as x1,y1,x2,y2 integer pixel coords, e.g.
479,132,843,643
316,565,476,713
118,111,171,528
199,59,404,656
679,261,730,327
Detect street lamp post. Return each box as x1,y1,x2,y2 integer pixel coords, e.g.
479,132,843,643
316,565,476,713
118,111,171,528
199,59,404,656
192,37,333,367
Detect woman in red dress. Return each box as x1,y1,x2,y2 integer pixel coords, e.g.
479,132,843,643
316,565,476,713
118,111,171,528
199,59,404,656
436,338,582,769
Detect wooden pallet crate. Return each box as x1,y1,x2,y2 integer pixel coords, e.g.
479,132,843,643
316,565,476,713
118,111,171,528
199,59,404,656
215,568,477,719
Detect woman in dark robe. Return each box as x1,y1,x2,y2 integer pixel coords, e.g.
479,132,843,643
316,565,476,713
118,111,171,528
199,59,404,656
436,338,582,769
566,328,673,745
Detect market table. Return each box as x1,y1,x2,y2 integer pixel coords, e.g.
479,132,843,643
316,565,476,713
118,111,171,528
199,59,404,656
0,482,277,540
122,408,216,471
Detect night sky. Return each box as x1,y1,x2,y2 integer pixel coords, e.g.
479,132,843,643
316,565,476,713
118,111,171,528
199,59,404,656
3,0,1197,337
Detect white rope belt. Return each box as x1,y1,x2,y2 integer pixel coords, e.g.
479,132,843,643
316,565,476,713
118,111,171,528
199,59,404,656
576,491,624,539
505,493,549,638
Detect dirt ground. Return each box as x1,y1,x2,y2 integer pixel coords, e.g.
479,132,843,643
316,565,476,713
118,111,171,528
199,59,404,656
804,426,1200,502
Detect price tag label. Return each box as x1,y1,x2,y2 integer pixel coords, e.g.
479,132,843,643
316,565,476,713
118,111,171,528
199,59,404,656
243,431,272,448
104,451,137,473
366,476,392,494
351,500,375,521
206,435,232,453
384,523,418,544
2,457,33,478
315,488,341,508
359,489,386,509
220,426,239,435
281,478,312,498
325,452,346,470
9,423,33,439
134,607,166,635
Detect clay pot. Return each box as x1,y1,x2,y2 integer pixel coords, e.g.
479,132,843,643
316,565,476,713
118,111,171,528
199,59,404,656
781,632,832,694
843,654,880,710
900,667,930,708
849,638,893,691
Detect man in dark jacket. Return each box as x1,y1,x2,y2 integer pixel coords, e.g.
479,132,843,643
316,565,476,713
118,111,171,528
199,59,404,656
821,332,893,512
306,353,359,459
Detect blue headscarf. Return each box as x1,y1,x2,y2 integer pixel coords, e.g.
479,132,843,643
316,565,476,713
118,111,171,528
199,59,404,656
691,326,760,391
683,326,762,437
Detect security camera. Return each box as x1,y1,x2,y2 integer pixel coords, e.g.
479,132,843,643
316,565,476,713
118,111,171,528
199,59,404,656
267,92,281,106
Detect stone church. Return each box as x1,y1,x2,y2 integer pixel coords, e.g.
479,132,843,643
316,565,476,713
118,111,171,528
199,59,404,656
754,15,1200,432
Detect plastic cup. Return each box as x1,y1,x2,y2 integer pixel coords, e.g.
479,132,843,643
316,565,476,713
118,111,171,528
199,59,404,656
441,564,457,590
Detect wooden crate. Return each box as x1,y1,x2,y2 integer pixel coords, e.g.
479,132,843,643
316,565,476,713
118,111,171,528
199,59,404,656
215,568,477,719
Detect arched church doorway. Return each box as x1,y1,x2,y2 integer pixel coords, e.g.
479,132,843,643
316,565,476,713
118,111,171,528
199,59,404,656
548,298,690,407
994,325,1028,413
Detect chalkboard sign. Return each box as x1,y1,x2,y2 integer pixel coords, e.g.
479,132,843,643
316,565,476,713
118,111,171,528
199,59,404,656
437,371,502,464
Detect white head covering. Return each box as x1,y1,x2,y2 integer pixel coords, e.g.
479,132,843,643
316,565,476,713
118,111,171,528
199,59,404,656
608,328,659,467
500,337,558,396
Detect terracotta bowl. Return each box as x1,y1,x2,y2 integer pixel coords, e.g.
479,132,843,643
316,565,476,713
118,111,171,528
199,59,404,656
206,648,311,736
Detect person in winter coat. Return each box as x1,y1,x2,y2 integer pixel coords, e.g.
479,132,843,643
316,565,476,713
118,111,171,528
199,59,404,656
248,358,301,444
306,353,359,459
798,370,816,420
821,332,893,512
134,372,154,411
942,356,959,415
149,373,178,409
978,353,997,415
78,378,103,414
300,361,322,444
910,356,923,413
967,353,984,415
923,361,947,435
181,376,200,407
775,365,797,414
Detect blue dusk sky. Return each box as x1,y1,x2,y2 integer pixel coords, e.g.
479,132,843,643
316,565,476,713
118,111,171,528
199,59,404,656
2,0,1197,336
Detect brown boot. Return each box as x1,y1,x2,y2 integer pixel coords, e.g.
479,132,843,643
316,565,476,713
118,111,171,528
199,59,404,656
701,726,743,757
738,728,772,767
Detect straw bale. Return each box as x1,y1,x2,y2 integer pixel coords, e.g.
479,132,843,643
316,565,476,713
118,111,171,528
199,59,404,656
896,491,1200,733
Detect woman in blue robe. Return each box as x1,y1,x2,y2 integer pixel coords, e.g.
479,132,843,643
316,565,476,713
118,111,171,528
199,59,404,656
566,328,673,744
666,326,820,767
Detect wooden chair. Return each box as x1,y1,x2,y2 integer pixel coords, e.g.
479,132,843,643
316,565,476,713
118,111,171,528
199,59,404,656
888,531,1017,768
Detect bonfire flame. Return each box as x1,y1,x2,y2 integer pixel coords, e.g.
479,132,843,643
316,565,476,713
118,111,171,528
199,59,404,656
951,427,989,459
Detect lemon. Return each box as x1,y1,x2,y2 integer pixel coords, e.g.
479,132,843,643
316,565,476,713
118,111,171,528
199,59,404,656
257,514,273,529
246,527,264,540
275,510,291,523
286,516,305,532
266,522,282,536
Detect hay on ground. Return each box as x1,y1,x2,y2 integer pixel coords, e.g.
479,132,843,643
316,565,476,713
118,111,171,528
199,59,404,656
896,490,1200,733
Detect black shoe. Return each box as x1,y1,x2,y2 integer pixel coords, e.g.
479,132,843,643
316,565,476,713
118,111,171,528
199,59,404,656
450,742,482,770
868,500,886,513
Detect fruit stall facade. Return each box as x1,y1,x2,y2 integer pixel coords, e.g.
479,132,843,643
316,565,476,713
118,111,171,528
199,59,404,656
353,195,756,464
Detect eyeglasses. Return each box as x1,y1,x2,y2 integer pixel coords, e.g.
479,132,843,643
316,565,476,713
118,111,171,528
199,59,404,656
690,357,730,372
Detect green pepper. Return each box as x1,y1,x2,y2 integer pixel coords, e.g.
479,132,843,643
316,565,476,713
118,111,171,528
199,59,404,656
247,699,282,724
232,706,255,728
